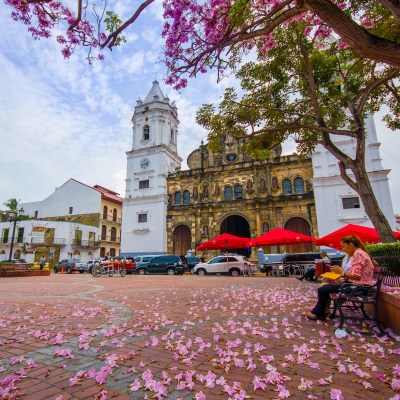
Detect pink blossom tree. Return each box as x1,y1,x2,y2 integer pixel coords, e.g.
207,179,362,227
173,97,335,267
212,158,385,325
4,1,400,82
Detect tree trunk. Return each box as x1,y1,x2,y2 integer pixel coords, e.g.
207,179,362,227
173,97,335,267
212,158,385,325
351,163,396,243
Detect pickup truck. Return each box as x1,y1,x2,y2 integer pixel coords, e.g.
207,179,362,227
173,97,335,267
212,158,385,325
54,258,88,274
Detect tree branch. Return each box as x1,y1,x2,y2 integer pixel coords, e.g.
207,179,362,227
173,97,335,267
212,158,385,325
357,68,400,113
101,0,156,49
68,0,82,31
378,0,400,19
304,0,400,68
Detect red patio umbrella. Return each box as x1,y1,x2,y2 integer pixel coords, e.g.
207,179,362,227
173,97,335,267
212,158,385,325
316,224,400,251
249,228,316,247
196,233,250,251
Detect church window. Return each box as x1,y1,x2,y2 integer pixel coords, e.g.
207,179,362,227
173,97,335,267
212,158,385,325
224,186,233,200
259,178,266,190
282,179,292,195
342,197,360,209
234,185,243,199
183,190,190,205
174,191,182,205
294,177,304,193
139,180,149,189
143,125,150,140
138,213,147,223
272,177,279,188
262,222,269,233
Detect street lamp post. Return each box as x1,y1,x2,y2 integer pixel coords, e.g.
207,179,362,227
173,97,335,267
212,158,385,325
8,207,24,262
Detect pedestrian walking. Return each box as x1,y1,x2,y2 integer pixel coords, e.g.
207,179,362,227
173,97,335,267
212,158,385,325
39,255,45,270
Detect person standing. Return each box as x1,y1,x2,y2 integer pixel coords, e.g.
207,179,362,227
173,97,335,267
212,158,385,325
39,255,45,270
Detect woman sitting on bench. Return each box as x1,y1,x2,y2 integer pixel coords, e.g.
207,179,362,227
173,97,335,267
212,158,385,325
303,235,374,321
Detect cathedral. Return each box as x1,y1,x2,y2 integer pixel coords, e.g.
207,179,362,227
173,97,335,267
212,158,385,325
120,81,395,258
120,81,317,257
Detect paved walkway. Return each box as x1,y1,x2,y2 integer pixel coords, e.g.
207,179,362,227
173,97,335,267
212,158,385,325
0,274,399,399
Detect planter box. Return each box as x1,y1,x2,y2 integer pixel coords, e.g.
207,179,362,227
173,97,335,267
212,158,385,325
0,269,51,278
366,291,400,334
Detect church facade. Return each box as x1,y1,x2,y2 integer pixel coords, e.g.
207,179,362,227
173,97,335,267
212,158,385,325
167,137,318,257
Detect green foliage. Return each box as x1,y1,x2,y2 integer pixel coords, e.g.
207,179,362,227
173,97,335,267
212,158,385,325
228,0,252,28
3,198,18,212
104,11,127,46
367,242,400,279
195,23,399,161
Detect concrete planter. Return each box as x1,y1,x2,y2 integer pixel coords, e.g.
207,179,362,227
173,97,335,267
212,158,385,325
378,291,400,335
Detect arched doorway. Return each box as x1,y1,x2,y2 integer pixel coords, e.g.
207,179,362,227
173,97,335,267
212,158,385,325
173,225,192,255
284,217,313,253
220,215,250,256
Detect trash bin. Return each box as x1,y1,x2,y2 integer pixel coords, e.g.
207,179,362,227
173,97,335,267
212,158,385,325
315,259,323,276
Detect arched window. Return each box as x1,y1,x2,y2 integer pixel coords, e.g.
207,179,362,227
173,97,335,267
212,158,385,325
234,185,243,199
224,186,233,200
103,205,108,220
174,191,181,205
294,177,304,194
101,225,107,240
100,247,106,257
259,178,266,190
143,124,150,140
110,227,117,241
183,190,190,205
112,208,117,221
272,177,279,188
262,222,269,233
282,179,292,195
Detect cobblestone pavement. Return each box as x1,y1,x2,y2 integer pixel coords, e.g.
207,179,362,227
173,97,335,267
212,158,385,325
0,273,399,400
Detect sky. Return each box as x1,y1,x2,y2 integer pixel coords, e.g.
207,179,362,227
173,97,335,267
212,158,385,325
1,2,400,215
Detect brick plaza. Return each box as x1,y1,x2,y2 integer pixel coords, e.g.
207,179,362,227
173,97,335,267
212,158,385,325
0,274,399,399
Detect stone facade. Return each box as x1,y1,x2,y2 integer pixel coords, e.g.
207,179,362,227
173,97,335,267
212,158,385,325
167,137,318,258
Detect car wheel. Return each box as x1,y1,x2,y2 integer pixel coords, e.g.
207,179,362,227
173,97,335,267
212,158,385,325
197,268,207,276
266,270,273,277
230,269,240,277
79,271,84,274
66,266,72,274
138,269,146,275
54,267,58,273
166,268,175,275
120,268,126,277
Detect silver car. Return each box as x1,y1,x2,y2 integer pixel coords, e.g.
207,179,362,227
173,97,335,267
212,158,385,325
193,255,251,276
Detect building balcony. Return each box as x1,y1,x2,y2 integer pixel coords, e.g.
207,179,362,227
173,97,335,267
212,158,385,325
100,215,122,224
100,236,121,243
0,237,27,245
30,237,67,246
72,239,101,248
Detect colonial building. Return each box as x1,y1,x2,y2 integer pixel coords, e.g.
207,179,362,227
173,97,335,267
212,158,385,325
167,136,318,258
0,179,123,264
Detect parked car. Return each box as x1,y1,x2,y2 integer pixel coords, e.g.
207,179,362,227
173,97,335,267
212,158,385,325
134,255,160,268
186,256,206,273
136,254,187,275
8,259,30,269
260,252,342,276
193,255,251,276
54,258,88,274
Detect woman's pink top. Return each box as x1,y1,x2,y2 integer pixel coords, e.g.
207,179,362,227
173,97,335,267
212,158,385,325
348,248,374,285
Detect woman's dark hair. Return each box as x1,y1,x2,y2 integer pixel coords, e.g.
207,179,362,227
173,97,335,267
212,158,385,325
340,235,374,261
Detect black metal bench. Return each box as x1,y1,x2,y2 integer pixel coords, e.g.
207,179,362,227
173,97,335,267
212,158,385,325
329,265,387,336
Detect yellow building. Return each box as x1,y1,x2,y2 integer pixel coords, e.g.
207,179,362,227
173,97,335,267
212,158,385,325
94,185,123,258
167,137,318,258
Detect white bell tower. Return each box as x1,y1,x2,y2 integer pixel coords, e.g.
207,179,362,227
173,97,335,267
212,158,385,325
121,81,182,256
